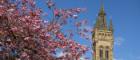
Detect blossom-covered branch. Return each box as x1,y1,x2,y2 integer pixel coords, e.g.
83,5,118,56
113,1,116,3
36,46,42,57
0,0,91,60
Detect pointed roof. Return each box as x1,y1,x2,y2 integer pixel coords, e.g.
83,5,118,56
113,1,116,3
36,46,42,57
109,18,113,32
98,4,106,16
94,4,107,31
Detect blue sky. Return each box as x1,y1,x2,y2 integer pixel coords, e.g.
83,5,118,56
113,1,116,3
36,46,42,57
37,0,140,60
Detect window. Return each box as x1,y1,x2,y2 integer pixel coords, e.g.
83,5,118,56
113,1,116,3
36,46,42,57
99,46,103,60
105,47,109,60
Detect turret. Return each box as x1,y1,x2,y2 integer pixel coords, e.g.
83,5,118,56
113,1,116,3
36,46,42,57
109,18,113,32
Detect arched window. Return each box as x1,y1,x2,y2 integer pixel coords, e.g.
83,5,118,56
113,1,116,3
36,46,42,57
99,46,103,60
105,47,109,60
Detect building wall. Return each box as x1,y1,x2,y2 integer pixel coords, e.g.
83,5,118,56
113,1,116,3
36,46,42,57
93,30,114,60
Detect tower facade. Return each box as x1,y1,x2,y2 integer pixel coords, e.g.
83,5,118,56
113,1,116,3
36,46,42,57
92,5,114,60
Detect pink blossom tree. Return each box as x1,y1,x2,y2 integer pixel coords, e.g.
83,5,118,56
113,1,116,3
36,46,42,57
0,0,91,60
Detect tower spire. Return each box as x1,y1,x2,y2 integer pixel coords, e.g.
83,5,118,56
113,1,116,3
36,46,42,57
109,18,113,32
98,0,105,16
94,0,107,31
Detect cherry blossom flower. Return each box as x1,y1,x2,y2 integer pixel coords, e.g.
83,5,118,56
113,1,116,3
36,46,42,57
11,26,18,32
0,0,90,60
21,52,28,57
24,37,30,40
54,8,60,17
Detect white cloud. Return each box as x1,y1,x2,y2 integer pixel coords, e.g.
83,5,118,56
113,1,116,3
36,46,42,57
114,37,125,46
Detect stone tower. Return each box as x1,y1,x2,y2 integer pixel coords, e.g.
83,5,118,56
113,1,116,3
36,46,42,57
92,5,114,60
